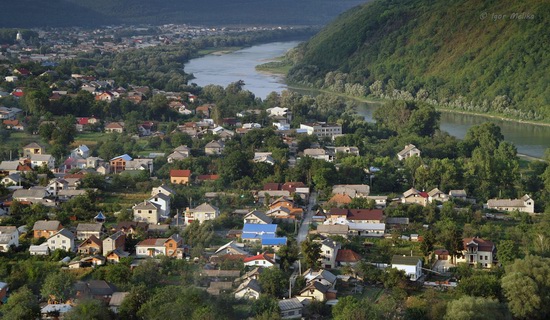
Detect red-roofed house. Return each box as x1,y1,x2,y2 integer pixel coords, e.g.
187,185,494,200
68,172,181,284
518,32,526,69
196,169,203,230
244,252,278,268
336,249,362,266
457,237,495,268
170,169,191,185
402,188,429,207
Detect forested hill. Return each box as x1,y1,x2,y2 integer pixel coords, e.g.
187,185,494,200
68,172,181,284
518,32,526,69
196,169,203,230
286,0,550,121
0,0,365,28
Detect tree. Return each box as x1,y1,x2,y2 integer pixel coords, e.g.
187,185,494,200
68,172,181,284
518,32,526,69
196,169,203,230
383,268,408,289
497,240,519,265
301,239,321,270
332,296,380,320
501,255,550,319
258,267,289,297
64,299,111,320
278,242,299,272
118,285,151,320
252,295,280,318
420,230,435,257
0,286,40,320
41,271,75,303
456,273,501,299
444,296,510,320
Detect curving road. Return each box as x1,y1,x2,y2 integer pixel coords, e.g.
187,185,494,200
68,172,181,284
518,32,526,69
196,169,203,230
297,191,316,244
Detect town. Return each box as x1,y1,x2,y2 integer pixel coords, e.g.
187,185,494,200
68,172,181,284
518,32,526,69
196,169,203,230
0,24,548,320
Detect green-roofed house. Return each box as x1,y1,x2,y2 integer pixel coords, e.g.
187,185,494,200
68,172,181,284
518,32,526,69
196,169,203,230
391,255,423,281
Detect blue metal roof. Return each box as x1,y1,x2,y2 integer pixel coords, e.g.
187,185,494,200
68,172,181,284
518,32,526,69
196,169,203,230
242,223,277,234
261,236,287,246
110,154,132,161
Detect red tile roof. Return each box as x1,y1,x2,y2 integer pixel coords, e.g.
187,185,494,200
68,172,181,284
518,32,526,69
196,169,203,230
463,237,494,252
170,169,191,177
336,249,362,263
243,252,275,264
347,209,384,221
197,174,219,181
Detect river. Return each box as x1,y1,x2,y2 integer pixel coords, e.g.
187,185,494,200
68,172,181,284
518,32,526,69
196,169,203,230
184,41,550,158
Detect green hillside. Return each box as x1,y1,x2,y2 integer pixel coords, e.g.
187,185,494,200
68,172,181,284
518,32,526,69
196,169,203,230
0,0,365,28
287,0,550,121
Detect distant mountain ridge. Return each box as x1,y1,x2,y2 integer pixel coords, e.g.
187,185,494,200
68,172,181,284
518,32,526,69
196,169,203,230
0,0,366,28
287,0,550,121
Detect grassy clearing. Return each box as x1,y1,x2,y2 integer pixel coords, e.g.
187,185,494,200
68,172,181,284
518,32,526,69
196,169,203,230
74,132,111,147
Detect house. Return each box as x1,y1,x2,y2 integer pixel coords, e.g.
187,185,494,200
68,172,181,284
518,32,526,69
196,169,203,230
109,292,129,314
243,210,273,224
76,223,105,240
336,249,362,266
253,152,276,165
318,239,341,269
241,223,277,243
486,194,535,214
105,122,125,133
303,148,333,162
133,200,161,225
234,278,261,300
244,252,278,268
29,243,50,256
125,158,153,173
103,231,126,256
170,169,191,185
46,178,68,196
325,208,384,225
0,226,19,252
332,184,370,198
367,195,388,209
402,188,429,206
148,193,171,218
299,281,334,302
333,146,360,156
151,184,176,198
106,248,131,263
185,202,219,224
33,220,63,238
391,255,423,281
167,145,191,163
195,104,212,117
78,235,103,255
13,188,49,203
1,172,23,186
449,189,468,201
23,142,45,157
458,237,495,268
74,280,116,302
115,221,149,235
303,269,337,289
428,188,449,203
30,154,55,169
214,240,249,257
0,161,21,174
327,193,354,207
300,122,342,139
135,234,186,258
47,228,75,252
0,106,22,120
110,154,132,174
278,298,304,320
348,222,386,237
397,144,421,160
261,236,287,251
316,224,349,238
71,145,90,158
205,140,225,155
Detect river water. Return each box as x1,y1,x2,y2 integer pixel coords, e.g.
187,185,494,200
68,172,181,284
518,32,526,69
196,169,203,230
184,41,550,158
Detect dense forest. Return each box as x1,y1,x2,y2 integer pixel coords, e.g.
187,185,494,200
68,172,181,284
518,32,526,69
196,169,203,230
0,0,365,28
286,0,550,121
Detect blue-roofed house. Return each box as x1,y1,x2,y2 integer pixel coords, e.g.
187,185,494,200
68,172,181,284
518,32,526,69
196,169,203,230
242,224,277,242
261,235,287,251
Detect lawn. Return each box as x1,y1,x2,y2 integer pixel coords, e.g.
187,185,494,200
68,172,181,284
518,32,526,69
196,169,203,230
74,132,111,147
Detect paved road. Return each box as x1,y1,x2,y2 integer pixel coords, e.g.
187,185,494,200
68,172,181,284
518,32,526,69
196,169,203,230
297,191,317,244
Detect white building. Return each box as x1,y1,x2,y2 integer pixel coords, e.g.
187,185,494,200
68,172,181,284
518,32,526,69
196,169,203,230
300,122,342,139
47,228,75,252
397,144,421,161
0,226,19,252
133,201,161,224
486,194,535,214
391,255,422,281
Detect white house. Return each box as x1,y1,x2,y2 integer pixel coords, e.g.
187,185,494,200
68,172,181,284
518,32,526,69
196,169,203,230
486,194,535,214
47,228,75,252
397,144,421,161
457,237,495,268
185,203,219,225
30,154,55,169
148,193,171,219
318,239,341,269
391,255,422,281
300,122,342,139
243,210,273,225
243,252,278,268
71,145,90,159
133,201,161,225
234,279,261,300
278,298,304,320
0,226,19,252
